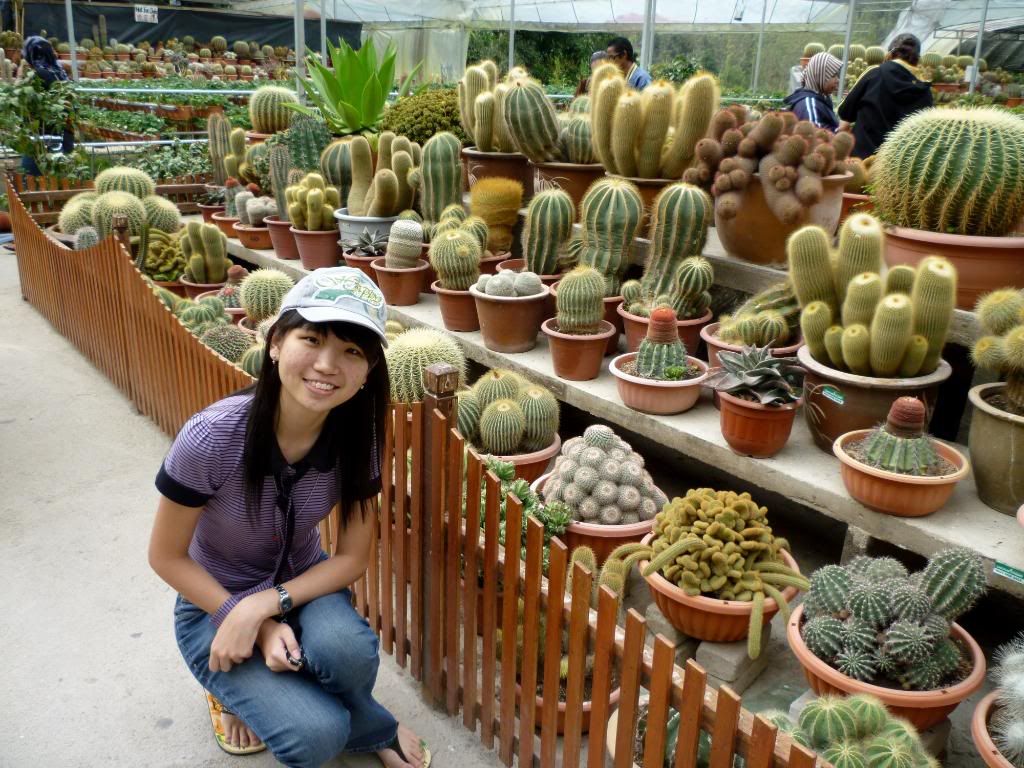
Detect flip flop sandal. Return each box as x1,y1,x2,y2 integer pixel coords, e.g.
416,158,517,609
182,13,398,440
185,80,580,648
387,728,431,768
205,691,267,756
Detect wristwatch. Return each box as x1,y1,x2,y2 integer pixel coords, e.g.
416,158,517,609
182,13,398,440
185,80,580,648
275,584,293,616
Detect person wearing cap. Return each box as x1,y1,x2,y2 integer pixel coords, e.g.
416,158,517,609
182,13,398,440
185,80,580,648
149,267,430,768
606,37,652,90
576,50,608,97
838,33,933,159
784,51,843,131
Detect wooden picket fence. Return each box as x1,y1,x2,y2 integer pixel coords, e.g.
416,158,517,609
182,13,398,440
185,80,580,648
8,176,823,768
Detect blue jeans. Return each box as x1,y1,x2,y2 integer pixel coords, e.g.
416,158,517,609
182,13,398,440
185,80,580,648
174,587,398,768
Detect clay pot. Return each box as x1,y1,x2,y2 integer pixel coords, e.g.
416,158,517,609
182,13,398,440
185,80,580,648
342,251,379,282
179,275,226,300
787,604,985,730
334,207,399,247
290,227,341,270
609,353,708,415
265,216,299,260
618,304,712,355
497,259,560,315
718,392,801,458
371,258,429,306
701,323,803,369
531,474,653,565
197,203,225,223
542,318,616,381
238,316,259,338
834,430,970,517
516,681,621,735
642,535,801,642
197,289,245,325
715,172,851,266
470,284,551,353
153,279,187,298
461,147,533,200
529,161,605,214
798,346,952,453
432,281,479,332
496,435,562,485
840,192,873,224
211,212,240,239
479,251,509,276
245,130,273,144
968,383,1024,515
883,225,1024,310
232,222,273,250
553,281,623,355
971,692,1014,768
932,82,961,93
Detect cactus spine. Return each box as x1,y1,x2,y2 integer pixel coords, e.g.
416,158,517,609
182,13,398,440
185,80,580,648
412,132,462,226
502,78,561,164
575,177,643,297
522,189,574,276
555,266,605,335
207,112,231,186
248,86,298,134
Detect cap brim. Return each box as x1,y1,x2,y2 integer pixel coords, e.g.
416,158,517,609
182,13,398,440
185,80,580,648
294,306,389,347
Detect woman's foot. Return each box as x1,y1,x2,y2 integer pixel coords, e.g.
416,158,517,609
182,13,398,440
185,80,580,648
377,723,427,768
221,711,262,750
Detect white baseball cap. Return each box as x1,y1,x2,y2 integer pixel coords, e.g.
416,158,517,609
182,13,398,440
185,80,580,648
278,267,389,346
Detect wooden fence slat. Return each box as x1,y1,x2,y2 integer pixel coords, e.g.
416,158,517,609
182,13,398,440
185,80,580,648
380,403,399,653
709,686,742,768
562,562,594,768
787,742,818,768
409,402,424,681
462,452,483,733
479,470,501,750
444,428,464,715
673,660,708,768
586,585,619,768
746,716,780,768
394,400,409,669
427,408,447,700
613,610,647,768
539,539,567,768
643,636,677,768
517,518,545,768
498,493,523,766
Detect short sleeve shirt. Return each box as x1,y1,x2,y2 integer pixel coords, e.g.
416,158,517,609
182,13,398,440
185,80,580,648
156,393,381,611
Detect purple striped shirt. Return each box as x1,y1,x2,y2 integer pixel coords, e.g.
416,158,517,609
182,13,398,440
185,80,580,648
156,393,380,625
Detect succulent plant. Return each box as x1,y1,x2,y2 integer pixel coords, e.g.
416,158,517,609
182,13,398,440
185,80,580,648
181,221,230,284
705,345,804,405
200,324,256,363
385,219,425,269
990,633,1024,767
142,195,182,233
635,307,690,381
852,396,945,476
248,85,298,134
380,87,468,146
92,191,146,239
95,166,157,200
717,282,801,348
407,132,462,226
429,229,481,291
344,133,416,218
522,189,574,277
285,172,340,232
458,369,559,455
458,62,518,153
554,266,605,335
343,227,388,259
239,269,293,324
972,288,1024,415
73,226,100,250
385,327,466,403
570,176,644,297
469,177,523,254
473,270,543,297
57,193,98,236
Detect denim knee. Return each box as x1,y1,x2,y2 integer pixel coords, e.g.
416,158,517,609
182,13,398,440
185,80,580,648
305,620,380,693
268,712,350,768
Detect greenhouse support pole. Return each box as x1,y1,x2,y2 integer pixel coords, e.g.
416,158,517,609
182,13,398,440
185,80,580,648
836,0,857,100
294,0,306,102
508,0,516,68
968,0,990,95
750,0,768,94
320,0,328,61
64,0,78,81
640,0,656,70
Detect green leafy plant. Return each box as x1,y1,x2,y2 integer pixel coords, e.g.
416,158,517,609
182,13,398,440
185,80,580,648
705,345,804,405
286,38,422,136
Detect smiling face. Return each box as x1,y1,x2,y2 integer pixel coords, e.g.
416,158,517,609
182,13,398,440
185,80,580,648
269,324,371,417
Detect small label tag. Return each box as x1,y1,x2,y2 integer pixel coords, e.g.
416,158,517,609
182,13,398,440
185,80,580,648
995,561,1024,585
822,385,845,406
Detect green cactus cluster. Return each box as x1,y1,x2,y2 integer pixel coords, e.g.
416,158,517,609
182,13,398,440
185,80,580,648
468,176,523,254
248,85,297,134
92,191,146,239
801,549,984,690
522,189,575,276
384,326,466,403
95,166,157,200
200,323,256,363
140,228,187,282
58,192,98,235
384,219,425,269
473,270,543,297
236,193,277,227
346,132,419,218
379,87,469,146
215,265,249,309
429,228,481,291
458,61,518,153
142,195,182,233
717,281,800,347
854,396,947,476
972,288,1024,414
790,214,956,377
286,173,340,232
569,176,644,297
456,369,559,455
239,268,293,324
285,114,331,173
635,307,690,380
181,221,230,284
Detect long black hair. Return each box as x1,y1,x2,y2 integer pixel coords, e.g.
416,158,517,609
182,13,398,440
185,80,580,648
22,36,68,85
889,34,922,66
242,309,389,530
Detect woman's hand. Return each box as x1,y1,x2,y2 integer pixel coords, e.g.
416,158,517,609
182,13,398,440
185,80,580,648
256,619,303,673
208,594,275,672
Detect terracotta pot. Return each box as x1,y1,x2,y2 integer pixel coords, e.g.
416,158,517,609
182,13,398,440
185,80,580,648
610,353,708,415
715,172,851,266
179,276,226,300
787,604,985,730
197,203,224,223
245,131,273,144
840,192,873,224
371,258,429,306
971,692,1014,768
153,279,187,298
883,225,1024,310
542,318,616,381
643,536,801,642
529,161,605,215
334,207,399,247
798,345,952,453
932,82,961,93
232,222,273,250
718,392,801,458
197,289,246,325
550,281,625,356
496,258,525,273
211,212,240,239
238,316,259,338
461,147,533,200
701,322,803,368
515,682,621,735
265,216,299,260
432,282,479,332
968,383,1024,515
496,435,562,485
498,259,559,316
618,304,712,354
834,430,970,516
343,251,379,282
479,251,509,276
291,228,341,270
470,284,551,353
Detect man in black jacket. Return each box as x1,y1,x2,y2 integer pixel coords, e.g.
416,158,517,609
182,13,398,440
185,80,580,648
838,33,933,159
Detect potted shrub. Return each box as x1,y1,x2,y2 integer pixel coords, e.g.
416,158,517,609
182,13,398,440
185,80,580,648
470,271,550,353
968,288,1024,514
469,176,522,274
541,266,617,381
372,219,430,306
179,221,231,298
702,281,803,367
334,133,411,247
835,396,970,517
456,369,561,482
231,190,276,250
532,424,667,564
872,108,1024,309
972,633,1024,768
789,216,956,451
430,229,481,332
287,172,342,270
705,345,804,458
610,307,708,415
787,550,987,729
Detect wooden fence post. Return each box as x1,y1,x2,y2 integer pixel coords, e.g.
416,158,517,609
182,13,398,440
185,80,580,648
421,362,459,706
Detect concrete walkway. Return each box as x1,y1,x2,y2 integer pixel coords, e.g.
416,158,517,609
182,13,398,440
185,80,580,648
0,251,499,768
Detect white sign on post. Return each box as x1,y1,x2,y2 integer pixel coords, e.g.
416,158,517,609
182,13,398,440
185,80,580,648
134,5,159,23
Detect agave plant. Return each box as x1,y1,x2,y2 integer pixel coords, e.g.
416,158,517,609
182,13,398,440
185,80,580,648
343,227,388,258
287,38,422,136
704,346,804,406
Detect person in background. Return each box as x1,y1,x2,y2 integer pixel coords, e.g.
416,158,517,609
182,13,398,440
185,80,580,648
838,33,933,159
606,37,652,90
576,50,608,97
784,51,843,131
19,35,74,174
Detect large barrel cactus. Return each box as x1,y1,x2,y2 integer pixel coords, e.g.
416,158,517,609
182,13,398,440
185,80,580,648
248,86,299,135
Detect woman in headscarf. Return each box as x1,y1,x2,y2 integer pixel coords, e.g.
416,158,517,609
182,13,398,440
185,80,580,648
783,51,843,131
19,35,75,174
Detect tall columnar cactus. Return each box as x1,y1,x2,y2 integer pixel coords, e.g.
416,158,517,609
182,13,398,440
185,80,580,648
835,214,884,304
248,85,298,134
181,221,231,284
636,308,689,380
286,115,331,173
286,173,340,231
639,183,712,315
469,177,523,254
95,167,156,200
458,63,517,153
502,77,562,164
207,112,232,186
788,225,840,313
269,144,293,223
429,229,481,291
92,191,146,238
911,256,957,375
522,189,574,276
574,177,644,297
223,128,247,182
972,288,1024,414
385,327,467,403
385,219,425,269
872,108,1024,237
555,266,606,335
410,132,462,226
239,269,294,324
319,139,352,207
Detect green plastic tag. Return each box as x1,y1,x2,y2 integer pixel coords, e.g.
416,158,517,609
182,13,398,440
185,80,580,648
822,385,845,406
995,562,1024,585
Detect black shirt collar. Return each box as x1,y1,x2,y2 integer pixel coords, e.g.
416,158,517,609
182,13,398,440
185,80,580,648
269,425,335,475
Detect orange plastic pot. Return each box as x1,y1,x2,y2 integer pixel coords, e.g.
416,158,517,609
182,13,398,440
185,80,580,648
701,322,803,368
232,222,273,250
787,604,985,730
972,692,1014,768
833,430,970,517
840,192,873,224
609,353,708,415
496,435,561,485
718,392,801,458
343,251,379,283
516,682,621,735
642,536,801,642
461,147,533,200
529,161,605,215
541,318,616,381
618,304,712,354
179,276,226,300
265,216,299,260
371,258,429,306
470,284,551,353
211,212,240,239
432,282,479,332
197,203,224,224
291,228,341,270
